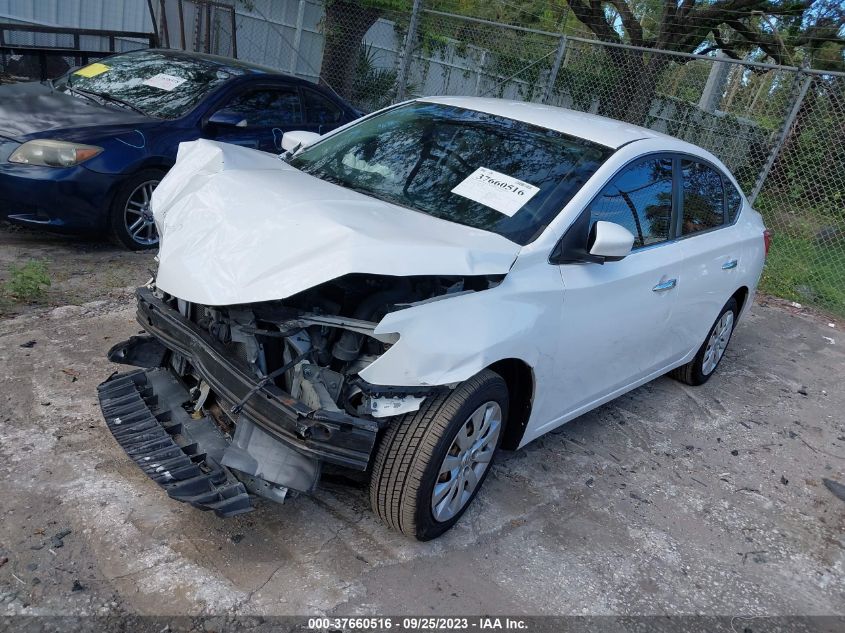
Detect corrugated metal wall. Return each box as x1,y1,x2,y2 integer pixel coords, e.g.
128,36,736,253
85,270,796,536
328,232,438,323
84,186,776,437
0,0,153,50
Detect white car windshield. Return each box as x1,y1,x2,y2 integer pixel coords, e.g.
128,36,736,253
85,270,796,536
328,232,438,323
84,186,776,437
289,102,612,245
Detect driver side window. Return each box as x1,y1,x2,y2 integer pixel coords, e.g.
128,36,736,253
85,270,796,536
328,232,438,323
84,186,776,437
589,157,673,249
223,87,303,127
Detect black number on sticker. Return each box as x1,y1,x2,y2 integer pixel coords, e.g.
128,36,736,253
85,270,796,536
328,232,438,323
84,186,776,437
476,172,526,195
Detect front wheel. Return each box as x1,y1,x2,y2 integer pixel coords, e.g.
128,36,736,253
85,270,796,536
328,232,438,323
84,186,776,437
369,369,508,541
670,297,738,386
109,169,164,250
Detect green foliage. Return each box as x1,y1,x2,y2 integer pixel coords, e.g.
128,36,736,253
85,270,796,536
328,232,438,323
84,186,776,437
352,43,402,111
780,86,845,220
4,260,51,303
758,232,845,315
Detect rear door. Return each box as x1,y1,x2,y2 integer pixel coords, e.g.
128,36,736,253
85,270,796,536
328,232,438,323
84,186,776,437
674,157,743,355
553,155,688,414
207,84,304,152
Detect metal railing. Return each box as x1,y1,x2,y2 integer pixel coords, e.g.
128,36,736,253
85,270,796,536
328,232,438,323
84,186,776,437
0,23,159,82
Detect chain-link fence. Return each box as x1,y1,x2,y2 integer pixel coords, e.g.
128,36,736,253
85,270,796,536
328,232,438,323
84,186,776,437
159,0,845,316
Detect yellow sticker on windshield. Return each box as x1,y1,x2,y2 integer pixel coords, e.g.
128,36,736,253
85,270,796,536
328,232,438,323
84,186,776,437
75,62,110,78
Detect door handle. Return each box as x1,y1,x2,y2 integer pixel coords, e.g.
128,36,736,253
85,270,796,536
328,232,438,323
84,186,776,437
722,259,738,270
652,278,677,292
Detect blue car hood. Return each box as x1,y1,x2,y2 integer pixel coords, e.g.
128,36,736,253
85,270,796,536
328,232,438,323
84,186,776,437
0,81,151,140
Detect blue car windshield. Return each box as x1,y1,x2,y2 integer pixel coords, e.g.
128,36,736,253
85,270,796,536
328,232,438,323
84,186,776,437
54,50,245,119
289,102,612,245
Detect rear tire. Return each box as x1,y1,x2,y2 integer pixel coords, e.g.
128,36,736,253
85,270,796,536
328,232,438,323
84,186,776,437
670,297,738,386
109,169,165,250
369,369,508,541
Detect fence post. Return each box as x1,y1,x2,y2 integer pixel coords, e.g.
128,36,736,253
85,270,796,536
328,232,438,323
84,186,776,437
698,51,730,113
474,50,488,96
542,34,566,103
395,0,423,101
289,0,306,75
749,72,812,205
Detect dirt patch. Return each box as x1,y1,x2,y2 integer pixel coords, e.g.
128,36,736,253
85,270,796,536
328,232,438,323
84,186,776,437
0,223,153,318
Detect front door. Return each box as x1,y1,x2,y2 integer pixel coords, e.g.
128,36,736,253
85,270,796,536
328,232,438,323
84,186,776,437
551,156,687,420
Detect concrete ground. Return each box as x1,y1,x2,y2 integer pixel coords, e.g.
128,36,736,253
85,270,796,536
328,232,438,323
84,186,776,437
0,230,843,618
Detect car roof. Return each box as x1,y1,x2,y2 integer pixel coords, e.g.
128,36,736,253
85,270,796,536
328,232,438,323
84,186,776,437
142,48,292,78
417,96,687,151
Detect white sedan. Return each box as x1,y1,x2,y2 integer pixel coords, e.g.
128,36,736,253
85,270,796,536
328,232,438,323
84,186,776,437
99,97,769,540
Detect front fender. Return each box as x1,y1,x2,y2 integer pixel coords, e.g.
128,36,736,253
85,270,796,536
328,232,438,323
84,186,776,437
359,257,563,388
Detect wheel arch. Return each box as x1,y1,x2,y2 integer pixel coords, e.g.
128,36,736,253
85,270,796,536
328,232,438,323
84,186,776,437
731,285,750,318
487,358,534,450
105,165,168,230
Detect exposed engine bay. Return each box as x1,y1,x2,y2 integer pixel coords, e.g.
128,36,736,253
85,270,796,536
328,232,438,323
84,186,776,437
171,272,503,421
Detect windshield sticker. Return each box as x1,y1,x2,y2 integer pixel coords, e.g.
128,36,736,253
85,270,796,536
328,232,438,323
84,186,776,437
75,62,110,78
142,73,187,91
451,167,540,217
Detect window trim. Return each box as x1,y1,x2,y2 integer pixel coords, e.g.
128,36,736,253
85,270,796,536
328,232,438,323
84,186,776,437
722,172,745,225
550,150,743,264
583,151,678,253
677,155,729,241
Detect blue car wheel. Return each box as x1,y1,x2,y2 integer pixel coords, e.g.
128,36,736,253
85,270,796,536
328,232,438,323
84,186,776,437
110,169,164,250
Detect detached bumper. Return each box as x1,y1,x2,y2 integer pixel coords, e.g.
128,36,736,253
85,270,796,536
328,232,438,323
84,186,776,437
98,368,253,517
132,287,380,471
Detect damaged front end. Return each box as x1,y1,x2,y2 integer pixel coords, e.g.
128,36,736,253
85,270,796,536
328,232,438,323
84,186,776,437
98,272,501,516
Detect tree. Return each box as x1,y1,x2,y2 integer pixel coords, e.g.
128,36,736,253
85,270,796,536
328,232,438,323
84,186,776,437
319,0,412,100
560,0,842,122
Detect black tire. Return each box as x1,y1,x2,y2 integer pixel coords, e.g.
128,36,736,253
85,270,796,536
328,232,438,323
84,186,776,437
670,297,738,386
109,169,165,250
369,369,509,541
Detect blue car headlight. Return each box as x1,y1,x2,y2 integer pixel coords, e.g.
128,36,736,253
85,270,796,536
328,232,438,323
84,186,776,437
9,139,103,168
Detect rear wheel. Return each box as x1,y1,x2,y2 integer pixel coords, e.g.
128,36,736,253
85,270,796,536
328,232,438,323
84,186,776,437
109,170,164,250
670,297,738,386
369,369,508,541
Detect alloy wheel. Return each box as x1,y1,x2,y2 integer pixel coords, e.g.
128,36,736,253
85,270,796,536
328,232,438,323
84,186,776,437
431,401,502,522
123,180,160,247
702,311,734,375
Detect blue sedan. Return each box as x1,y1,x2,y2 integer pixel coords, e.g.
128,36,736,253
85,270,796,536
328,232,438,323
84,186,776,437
0,48,360,249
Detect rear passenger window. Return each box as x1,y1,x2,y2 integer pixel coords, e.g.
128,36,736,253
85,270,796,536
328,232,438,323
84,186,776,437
726,180,743,223
589,157,673,249
682,160,724,235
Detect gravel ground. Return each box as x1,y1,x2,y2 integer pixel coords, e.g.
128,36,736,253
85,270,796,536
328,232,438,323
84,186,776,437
0,229,843,619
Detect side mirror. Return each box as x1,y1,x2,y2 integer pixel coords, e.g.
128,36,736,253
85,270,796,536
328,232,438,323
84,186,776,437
549,212,634,265
281,130,321,153
588,221,635,259
207,109,247,128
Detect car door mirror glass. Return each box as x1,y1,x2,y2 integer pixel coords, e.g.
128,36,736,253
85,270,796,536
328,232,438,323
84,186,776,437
588,220,635,260
281,130,321,153
208,109,248,128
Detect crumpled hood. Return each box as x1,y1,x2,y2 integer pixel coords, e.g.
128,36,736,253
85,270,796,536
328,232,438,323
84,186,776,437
152,139,521,306
0,81,150,140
